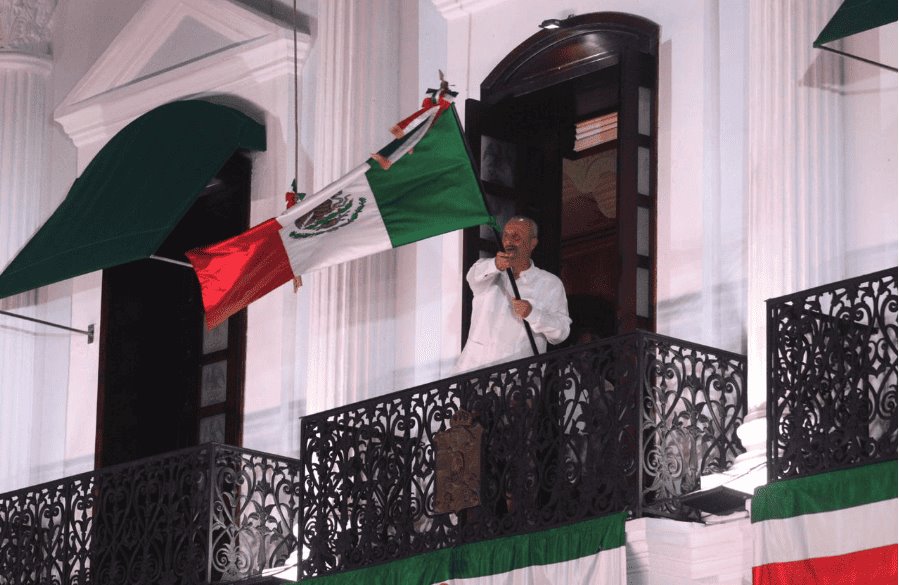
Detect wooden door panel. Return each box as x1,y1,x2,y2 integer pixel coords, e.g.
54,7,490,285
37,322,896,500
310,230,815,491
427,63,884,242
97,153,250,467
463,13,659,347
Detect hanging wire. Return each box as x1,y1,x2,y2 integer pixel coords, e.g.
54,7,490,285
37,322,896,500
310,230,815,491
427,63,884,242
293,0,300,194
289,0,304,293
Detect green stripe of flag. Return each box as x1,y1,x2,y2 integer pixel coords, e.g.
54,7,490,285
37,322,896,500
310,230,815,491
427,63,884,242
453,510,626,578
752,460,898,523
297,512,626,585
365,107,492,248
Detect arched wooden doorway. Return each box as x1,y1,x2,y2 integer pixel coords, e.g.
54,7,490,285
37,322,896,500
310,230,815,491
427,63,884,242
97,153,252,467
93,101,261,467
464,12,659,346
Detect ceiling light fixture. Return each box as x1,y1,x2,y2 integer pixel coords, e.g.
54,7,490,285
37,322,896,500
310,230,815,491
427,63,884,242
539,15,574,30
539,18,561,29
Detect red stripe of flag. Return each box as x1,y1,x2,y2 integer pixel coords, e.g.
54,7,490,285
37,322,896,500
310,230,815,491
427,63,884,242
186,218,294,328
753,544,897,585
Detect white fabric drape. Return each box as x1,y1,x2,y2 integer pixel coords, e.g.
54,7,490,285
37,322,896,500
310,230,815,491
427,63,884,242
746,0,845,408
0,54,51,492
304,1,403,414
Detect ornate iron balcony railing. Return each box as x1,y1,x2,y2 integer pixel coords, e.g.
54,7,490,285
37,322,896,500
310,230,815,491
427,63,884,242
767,267,898,482
299,330,746,579
0,443,301,585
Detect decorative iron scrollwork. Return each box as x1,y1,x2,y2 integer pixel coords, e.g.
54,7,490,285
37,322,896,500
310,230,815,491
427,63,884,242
300,331,746,579
768,267,897,481
0,444,301,585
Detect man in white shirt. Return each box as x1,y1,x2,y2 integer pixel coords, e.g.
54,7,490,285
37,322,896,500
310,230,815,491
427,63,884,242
456,216,571,373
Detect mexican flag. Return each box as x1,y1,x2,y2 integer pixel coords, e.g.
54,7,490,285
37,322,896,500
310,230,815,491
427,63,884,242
187,105,491,328
295,512,626,585
751,460,898,585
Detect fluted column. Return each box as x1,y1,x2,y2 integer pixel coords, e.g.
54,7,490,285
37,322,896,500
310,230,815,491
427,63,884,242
304,1,403,414
0,0,55,492
745,0,844,423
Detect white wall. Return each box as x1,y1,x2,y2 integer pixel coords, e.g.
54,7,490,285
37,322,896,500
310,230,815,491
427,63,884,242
40,1,118,483
436,0,750,353
40,0,308,480
842,22,898,276
0,0,148,492
0,54,55,492
3,0,895,494
4,0,428,488
392,0,460,389
437,0,895,415
36,0,147,486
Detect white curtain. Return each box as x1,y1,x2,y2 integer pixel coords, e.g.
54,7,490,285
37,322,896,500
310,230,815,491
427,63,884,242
0,53,51,493
303,1,405,415
746,0,845,408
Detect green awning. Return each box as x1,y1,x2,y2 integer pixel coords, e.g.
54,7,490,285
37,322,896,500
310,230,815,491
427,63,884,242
0,100,265,299
814,0,897,47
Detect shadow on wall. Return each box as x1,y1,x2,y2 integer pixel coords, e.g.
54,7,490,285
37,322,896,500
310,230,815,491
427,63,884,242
244,398,307,457
235,0,314,35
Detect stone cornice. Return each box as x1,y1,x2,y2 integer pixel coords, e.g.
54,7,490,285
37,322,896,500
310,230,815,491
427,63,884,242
0,51,51,74
53,0,310,157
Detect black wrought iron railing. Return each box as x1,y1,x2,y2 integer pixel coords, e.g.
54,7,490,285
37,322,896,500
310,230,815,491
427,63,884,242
767,267,898,482
299,331,746,579
0,443,301,585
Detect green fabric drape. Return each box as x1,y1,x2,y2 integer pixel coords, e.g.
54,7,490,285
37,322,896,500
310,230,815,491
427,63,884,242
297,512,626,585
814,0,898,47
752,459,898,522
0,100,265,299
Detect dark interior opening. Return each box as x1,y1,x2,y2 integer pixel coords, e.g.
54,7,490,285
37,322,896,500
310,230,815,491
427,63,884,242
97,152,251,467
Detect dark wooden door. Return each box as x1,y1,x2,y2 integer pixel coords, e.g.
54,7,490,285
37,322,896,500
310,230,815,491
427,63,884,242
462,90,563,345
96,153,251,467
463,13,658,346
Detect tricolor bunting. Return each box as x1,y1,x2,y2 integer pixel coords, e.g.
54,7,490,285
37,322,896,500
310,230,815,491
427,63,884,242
295,512,626,585
751,459,898,585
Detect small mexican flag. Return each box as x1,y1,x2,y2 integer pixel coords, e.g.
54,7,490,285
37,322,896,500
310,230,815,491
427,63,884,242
295,512,627,585
187,105,491,328
751,460,898,585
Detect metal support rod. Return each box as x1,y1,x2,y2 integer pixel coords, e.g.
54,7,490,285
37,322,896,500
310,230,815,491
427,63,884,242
816,45,898,72
0,309,94,343
149,254,193,268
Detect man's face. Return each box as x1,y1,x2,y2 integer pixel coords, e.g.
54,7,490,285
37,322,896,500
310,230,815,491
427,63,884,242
502,220,537,261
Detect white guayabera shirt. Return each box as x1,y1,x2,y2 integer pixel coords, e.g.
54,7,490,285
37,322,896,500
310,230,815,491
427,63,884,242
456,258,571,374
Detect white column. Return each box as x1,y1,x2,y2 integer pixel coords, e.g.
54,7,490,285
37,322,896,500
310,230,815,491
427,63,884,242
701,1,749,356
726,1,846,493
304,1,404,414
0,0,55,492
746,0,845,410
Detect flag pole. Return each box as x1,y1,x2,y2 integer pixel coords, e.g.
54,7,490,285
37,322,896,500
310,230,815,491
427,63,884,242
450,103,540,357
491,227,540,356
